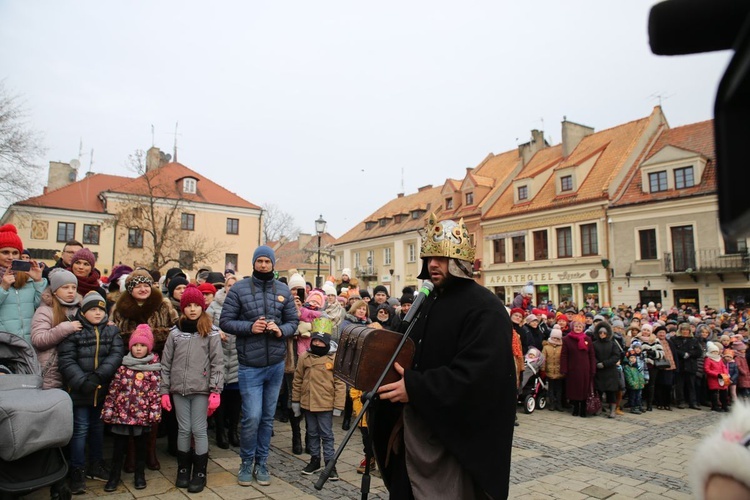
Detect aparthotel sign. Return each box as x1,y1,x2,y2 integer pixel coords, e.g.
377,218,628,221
486,269,599,285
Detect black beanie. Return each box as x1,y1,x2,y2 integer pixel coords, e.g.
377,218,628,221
168,277,189,298
373,285,389,297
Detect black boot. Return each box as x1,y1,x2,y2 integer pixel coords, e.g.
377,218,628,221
104,437,126,492
123,437,136,473
187,453,209,493
579,401,587,418
290,415,303,455
226,390,241,447
572,401,580,416
133,461,146,490
214,406,229,450
175,450,192,489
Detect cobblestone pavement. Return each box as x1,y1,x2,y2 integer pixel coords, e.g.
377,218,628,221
20,404,724,499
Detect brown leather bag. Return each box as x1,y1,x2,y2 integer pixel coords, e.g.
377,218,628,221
334,324,415,393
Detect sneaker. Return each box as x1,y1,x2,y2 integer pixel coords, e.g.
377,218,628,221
357,457,377,474
237,460,253,486
302,457,321,475
328,466,339,481
69,467,86,495
86,461,110,482
254,462,271,486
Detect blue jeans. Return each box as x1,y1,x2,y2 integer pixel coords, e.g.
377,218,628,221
70,404,105,468
305,410,334,462
238,361,284,463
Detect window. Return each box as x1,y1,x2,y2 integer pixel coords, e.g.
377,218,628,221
675,166,695,189
493,238,506,264
132,207,142,218
384,248,391,265
181,213,195,231
639,229,657,260
465,192,474,205
354,253,361,268
445,197,453,210
649,171,667,192
517,185,528,201
557,227,572,258
533,230,548,260
128,228,143,248
671,225,695,271
411,209,424,220
408,243,416,262
226,218,239,235
580,223,598,256
394,214,402,224
179,250,194,269
367,250,374,268
512,235,526,262
561,175,573,192
225,253,238,272
56,222,75,242
365,221,376,229
379,218,387,227
82,224,100,245
183,178,196,194
724,236,747,255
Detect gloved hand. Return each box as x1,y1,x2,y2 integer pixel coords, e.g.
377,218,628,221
684,352,690,359
596,362,604,369
292,402,301,417
207,393,221,416
161,394,172,412
86,373,101,387
333,409,342,417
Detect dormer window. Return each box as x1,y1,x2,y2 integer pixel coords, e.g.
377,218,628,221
517,185,528,201
411,210,424,220
674,166,694,189
394,214,402,224
465,192,474,205
365,221,376,230
379,218,388,227
183,178,197,194
560,175,573,192
648,171,667,192
446,197,454,210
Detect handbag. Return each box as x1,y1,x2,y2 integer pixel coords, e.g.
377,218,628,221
653,356,671,369
586,383,602,415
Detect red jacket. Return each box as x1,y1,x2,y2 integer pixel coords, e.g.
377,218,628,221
704,357,729,391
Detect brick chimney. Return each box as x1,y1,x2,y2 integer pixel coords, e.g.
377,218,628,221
518,129,548,166
46,161,77,192
561,118,594,158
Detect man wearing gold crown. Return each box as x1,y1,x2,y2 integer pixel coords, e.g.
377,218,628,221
373,214,516,499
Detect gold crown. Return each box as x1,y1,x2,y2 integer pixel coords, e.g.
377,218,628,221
420,213,475,262
311,317,333,335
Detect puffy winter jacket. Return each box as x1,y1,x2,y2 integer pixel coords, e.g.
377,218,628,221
0,278,47,345
160,324,224,396
671,335,703,373
101,354,162,426
58,311,125,406
220,276,299,368
208,289,239,385
292,347,346,412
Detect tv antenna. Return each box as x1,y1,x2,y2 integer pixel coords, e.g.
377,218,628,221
648,91,674,106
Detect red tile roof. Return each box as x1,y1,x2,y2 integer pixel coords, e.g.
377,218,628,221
19,173,132,212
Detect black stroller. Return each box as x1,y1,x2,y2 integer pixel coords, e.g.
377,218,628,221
0,332,73,500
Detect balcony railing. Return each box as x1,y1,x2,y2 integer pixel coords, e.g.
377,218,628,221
663,248,750,274
356,265,378,277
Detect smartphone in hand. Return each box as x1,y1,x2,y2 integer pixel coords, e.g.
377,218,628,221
10,260,31,272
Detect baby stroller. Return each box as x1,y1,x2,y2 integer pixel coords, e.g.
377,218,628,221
518,356,549,414
0,332,73,500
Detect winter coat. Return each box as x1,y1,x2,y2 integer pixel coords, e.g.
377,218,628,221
292,347,346,412
736,351,750,389
101,353,162,426
207,289,239,385
0,277,47,345
220,276,299,368
670,335,703,373
160,323,224,396
57,311,125,406
704,357,729,391
111,289,178,355
727,360,739,385
30,287,82,389
593,323,622,393
522,324,545,353
623,361,645,390
561,332,596,401
541,341,564,380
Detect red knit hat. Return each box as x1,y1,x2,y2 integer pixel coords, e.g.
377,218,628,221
129,324,154,352
180,283,206,311
0,224,23,253
510,308,526,317
71,247,96,267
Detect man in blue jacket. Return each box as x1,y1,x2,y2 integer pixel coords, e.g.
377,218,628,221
220,246,299,487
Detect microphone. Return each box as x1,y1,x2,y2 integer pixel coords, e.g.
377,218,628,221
402,281,434,323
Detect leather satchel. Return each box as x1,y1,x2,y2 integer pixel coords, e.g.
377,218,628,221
586,383,602,415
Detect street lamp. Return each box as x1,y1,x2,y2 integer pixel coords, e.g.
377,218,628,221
315,214,326,288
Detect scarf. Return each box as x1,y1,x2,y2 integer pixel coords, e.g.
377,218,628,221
122,352,162,372
179,318,199,334
567,330,589,350
252,270,274,281
658,338,676,370
73,269,102,296
55,294,78,308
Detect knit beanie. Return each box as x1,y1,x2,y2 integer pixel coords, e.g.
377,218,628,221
288,273,306,289
71,248,96,267
253,245,276,267
168,277,189,298
399,293,414,305
180,283,206,311
125,269,154,294
307,289,326,309
322,283,337,296
510,308,526,318
129,324,154,352
373,285,388,297
108,265,133,285
48,268,77,292
80,291,106,314
0,224,23,253
549,328,563,345
341,268,351,279
311,332,331,349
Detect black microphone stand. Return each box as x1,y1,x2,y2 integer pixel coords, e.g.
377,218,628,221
314,310,424,497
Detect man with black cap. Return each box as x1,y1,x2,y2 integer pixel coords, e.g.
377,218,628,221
373,214,516,499
368,284,389,319
220,245,299,488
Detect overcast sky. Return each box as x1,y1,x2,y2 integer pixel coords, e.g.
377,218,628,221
0,1,731,238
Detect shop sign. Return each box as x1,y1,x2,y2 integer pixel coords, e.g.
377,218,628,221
486,269,597,285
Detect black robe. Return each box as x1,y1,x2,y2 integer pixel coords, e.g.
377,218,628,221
370,278,516,499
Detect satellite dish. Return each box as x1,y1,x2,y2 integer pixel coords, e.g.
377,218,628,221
70,159,80,169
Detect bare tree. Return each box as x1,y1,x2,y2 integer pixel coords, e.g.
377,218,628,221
262,203,300,243
107,149,220,270
0,81,45,207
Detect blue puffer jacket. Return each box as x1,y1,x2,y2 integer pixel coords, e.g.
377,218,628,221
0,278,47,345
220,276,299,368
